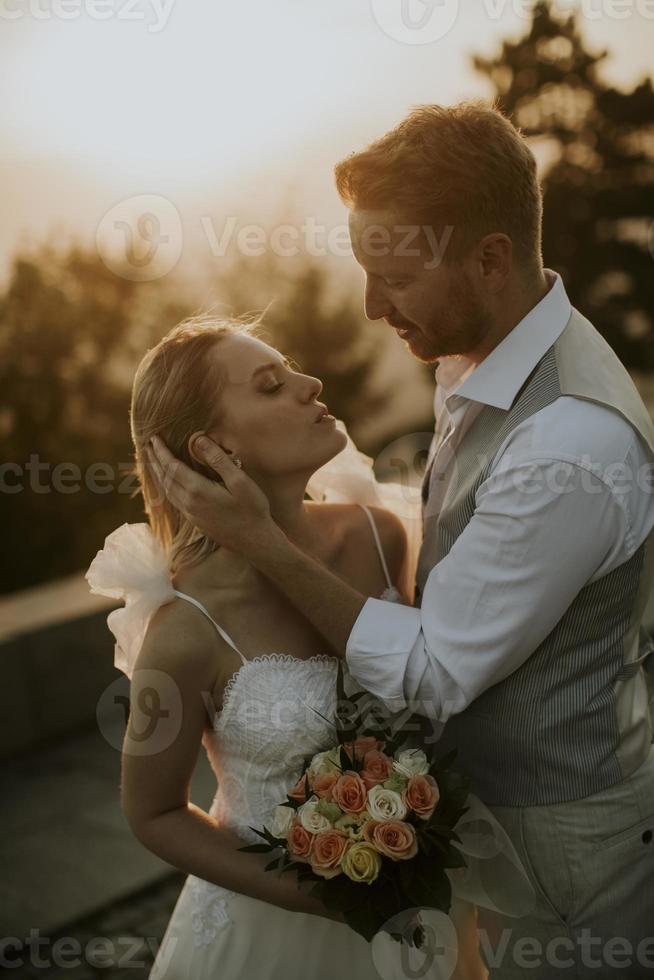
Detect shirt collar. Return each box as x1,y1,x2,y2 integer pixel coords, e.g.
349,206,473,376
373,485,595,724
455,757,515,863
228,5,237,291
434,269,572,412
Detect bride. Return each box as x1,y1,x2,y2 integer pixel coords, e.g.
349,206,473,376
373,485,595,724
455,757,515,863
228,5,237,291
87,313,493,979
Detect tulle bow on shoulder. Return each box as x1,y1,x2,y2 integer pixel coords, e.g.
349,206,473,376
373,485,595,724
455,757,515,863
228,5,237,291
85,523,175,679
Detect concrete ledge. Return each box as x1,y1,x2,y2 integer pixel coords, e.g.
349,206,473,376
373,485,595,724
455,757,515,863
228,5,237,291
0,575,119,761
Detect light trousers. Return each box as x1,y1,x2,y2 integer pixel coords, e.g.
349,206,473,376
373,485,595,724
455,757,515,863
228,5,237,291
476,747,654,979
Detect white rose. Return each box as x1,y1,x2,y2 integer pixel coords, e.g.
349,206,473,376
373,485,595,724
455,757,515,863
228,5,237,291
308,750,341,779
269,805,295,839
367,785,408,821
392,749,430,778
298,796,332,833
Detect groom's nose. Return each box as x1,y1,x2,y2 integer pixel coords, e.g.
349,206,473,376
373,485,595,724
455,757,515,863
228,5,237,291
364,278,394,321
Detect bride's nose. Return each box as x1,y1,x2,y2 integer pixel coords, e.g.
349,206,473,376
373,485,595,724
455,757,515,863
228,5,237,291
300,373,323,401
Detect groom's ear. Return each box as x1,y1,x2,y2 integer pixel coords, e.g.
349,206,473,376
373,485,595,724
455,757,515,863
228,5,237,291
478,233,512,290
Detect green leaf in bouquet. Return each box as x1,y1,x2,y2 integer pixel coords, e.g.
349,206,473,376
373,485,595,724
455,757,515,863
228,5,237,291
432,782,471,828
249,825,287,847
399,860,452,913
339,744,354,772
296,864,322,885
430,747,458,773
279,860,304,875
344,898,385,943
307,882,324,901
236,842,276,854
434,769,471,804
320,872,366,912
369,879,403,925
440,844,468,870
264,854,286,873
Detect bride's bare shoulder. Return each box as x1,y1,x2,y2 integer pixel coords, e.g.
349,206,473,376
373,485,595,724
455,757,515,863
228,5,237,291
133,595,222,688
306,501,407,577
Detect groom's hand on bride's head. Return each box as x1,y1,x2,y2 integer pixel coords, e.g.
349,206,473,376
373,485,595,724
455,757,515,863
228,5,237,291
147,434,272,553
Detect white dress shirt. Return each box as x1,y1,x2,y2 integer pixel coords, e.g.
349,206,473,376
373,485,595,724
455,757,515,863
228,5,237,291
346,271,654,720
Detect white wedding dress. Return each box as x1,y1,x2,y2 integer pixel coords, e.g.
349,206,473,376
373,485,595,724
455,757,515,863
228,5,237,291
87,424,534,980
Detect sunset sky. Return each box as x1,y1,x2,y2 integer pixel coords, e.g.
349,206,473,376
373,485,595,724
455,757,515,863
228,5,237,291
2,0,653,281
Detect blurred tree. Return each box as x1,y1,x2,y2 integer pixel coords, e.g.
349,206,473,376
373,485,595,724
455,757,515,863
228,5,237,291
0,244,190,593
473,0,654,369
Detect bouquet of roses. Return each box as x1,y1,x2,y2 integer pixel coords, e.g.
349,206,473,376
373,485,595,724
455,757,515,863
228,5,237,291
238,664,471,947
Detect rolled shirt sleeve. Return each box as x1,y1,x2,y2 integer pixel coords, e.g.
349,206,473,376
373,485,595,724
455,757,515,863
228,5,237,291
346,454,629,723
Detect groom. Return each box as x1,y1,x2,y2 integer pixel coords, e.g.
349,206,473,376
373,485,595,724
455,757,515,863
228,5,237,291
151,102,654,977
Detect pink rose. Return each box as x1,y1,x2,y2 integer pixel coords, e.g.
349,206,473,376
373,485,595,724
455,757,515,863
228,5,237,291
364,820,418,861
312,771,339,801
360,750,394,790
332,771,368,815
287,820,313,863
288,772,309,803
403,774,440,820
310,830,349,879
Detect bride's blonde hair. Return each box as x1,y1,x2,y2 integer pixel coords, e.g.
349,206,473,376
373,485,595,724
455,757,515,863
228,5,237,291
130,312,262,574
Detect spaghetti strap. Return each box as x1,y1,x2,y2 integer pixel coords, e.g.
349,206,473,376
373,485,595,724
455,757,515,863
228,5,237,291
357,504,394,590
173,589,248,665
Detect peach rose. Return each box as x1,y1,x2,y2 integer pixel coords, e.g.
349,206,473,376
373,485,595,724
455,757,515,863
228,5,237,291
364,820,418,861
288,772,309,803
331,771,368,815
312,771,339,801
342,736,386,763
310,830,349,879
403,774,440,820
287,820,313,863
360,750,394,791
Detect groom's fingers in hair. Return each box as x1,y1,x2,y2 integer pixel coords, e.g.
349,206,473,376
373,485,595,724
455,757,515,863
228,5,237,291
148,438,181,499
148,438,201,515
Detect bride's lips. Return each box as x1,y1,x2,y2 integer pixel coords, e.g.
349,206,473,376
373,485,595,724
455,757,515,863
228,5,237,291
314,406,336,424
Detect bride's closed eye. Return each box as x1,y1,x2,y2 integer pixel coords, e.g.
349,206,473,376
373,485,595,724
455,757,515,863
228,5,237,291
263,382,285,395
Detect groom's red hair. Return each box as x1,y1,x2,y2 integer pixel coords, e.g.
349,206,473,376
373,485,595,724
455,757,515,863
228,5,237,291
335,100,543,274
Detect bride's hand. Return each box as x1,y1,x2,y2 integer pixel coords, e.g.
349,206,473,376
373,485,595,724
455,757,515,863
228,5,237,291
148,434,275,556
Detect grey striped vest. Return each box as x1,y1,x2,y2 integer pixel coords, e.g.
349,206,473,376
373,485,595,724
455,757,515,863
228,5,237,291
417,307,654,806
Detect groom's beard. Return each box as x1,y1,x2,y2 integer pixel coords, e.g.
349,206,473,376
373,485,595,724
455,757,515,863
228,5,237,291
413,275,490,362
